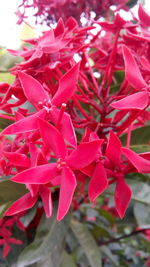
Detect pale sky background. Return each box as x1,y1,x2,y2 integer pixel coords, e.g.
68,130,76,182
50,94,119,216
0,0,149,49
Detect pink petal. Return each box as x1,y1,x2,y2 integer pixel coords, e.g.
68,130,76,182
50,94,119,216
1,109,46,135
38,118,67,159
122,45,147,90
115,177,132,219
27,184,39,197
140,57,150,71
5,192,37,216
4,152,30,167
29,143,39,167
54,18,65,37
66,17,78,31
111,91,149,110
49,107,77,148
11,163,57,184
67,140,102,169
88,162,108,202
138,4,150,27
52,63,80,106
39,186,52,218
121,147,150,173
42,39,69,53
18,71,49,107
106,131,121,165
57,166,76,221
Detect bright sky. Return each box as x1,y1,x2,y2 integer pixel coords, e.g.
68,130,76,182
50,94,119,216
0,0,150,49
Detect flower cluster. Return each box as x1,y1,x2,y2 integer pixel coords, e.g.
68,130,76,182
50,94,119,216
0,5,150,246
0,215,24,257
16,0,128,25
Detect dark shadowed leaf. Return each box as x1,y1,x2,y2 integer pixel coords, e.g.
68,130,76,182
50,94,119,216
60,251,77,267
0,117,13,130
120,125,150,152
0,180,27,205
71,219,102,267
17,206,70,267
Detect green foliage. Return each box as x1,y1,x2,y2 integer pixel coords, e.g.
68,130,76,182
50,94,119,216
120,125,150,152
18,207,70,267
0,179,27,205
71,219,102,267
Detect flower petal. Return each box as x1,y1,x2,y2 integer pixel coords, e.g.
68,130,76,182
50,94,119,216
38,118,67,159
5,192,37,216
121,147,150,173
67,140,102,169
18,71,49,107
106,131,121,165
49,107,77,148
111,91,149,110
88,162,108,202
57,166,76,221
39,186,52,218
115,177,132,219
1,109,46,135
122,45,147,90
138,4,150,27
4,152,30,167
11,163,57,184
52,63,80,106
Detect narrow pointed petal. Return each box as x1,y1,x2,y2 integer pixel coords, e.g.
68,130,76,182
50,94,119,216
11,163,57,184
122,45,147,90
121,147,150,173
5,192,37,216
106,131,121,165
18,71,49,107
27,184,39,197
54,18,65,37
67,140,102,169
52,63,80,106
88,162,108,202
1,109,46,135
40,186,52,218
38,118,67,159
138,4,150,27
111,92,149,110
4,152,30,167
115,177,132,219
57,166,76,221
50,107,77,147
29,143,39,167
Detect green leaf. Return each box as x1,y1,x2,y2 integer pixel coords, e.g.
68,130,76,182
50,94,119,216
0,202,12,218
127,179,150,226
71,219,102,267
0,180,27,205
60,251,77,267
101,246,119,267
0,117,13,130
17,206,70,267
120,126,150,152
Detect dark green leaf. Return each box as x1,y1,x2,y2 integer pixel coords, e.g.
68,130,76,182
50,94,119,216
0,180,27,205
60,251,77,267
0,117,13,130
17,206,70,267
71,219,102,267
120,126,150,152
